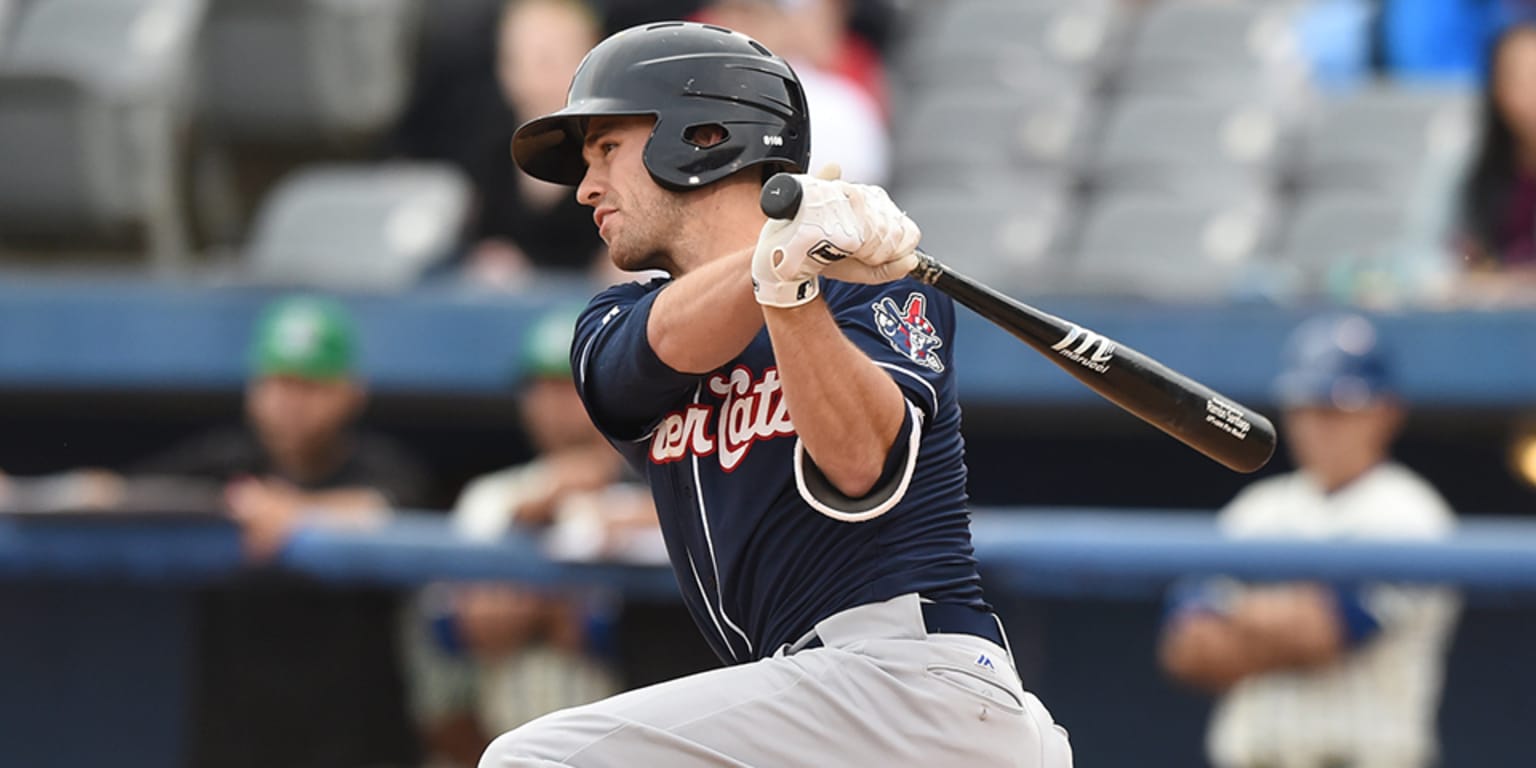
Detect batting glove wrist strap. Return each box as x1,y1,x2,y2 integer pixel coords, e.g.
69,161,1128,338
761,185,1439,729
752,218,825,307
751,175,858,307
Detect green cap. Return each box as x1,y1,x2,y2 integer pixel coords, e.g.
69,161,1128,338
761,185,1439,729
518,307,581,382
250,296,357,380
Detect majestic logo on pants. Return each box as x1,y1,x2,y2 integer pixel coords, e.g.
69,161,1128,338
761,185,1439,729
873,293,944,373
650,366,794,470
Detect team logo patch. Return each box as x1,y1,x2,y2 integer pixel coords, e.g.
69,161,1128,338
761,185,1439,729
872,293,944,373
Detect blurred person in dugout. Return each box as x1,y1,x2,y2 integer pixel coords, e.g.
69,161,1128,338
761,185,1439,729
695,0,891,184
1455,19,1536,301
136,295,431,768
1158,314,1460,768
403,307,662,768
446,0,610,285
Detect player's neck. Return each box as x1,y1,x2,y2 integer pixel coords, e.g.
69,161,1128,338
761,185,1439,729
671,181,766,275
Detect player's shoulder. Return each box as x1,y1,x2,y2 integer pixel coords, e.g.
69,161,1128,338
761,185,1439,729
823,277,950,303
1356,462,1457,531
584,276,670,310
576,276,671,329
823,278,955,324
1224,471,1301,505
1217,472,1303,525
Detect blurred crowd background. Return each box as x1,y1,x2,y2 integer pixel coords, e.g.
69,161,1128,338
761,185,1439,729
0,0,1534,303
2,1,1536,767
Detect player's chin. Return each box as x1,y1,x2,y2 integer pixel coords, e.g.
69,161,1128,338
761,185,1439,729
609,243,670,274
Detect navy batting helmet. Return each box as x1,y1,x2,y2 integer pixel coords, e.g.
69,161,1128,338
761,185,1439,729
511,21,811,191
1273,313,1395,411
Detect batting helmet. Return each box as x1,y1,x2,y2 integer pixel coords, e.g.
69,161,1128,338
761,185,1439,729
511,21,811,191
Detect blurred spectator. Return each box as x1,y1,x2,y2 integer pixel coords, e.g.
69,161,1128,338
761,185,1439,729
394,0,606,285
403,307,660,768
1456,21,1536,289
758,0,889,116
696,0,890,183
129,295,432,768
1158,314,1460,768
1378,0,1504,83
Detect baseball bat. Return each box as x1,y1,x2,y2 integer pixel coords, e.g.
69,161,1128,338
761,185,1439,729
760,173,1277,474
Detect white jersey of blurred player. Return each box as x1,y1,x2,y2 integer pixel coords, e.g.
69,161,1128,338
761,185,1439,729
1208,463,1460,768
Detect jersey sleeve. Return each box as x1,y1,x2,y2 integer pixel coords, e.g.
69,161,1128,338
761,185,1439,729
570,279,702,441
820,279,954,420
789,279,953,521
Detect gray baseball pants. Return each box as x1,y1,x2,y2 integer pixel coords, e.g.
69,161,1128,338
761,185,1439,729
478,593,1073,767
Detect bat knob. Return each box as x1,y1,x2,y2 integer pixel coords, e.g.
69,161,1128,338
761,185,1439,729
760,173,803,220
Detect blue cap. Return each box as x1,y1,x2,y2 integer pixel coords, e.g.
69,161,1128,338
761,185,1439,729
1274,313,1395,411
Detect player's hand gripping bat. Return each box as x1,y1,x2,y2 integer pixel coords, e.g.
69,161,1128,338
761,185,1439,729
760,173,1277,474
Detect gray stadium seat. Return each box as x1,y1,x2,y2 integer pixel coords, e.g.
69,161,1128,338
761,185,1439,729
0,1,18,50
1087,96,1287,198
898,43,1092,96
6,0,203,99
893,86,1097,186
1295,86,1477,197
197,0,423,142
899,185,1071,295
243,163,471,291
1274,193,1408,278
1065,193,1277,301
902,0,1126,90
0,0,205,268
1118,0,1306,100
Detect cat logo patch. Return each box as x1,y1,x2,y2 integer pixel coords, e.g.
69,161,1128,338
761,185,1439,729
872,293,944,373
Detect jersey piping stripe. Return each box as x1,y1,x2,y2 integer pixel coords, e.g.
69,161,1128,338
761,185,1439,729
873,361,939,416
575,334,598,390
684,544,737,663
688,383,754,658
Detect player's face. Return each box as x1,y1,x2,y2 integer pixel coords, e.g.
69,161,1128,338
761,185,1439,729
1494,28,1536,153
577,115,685,272
497,0,595,116
1282,402,1402,492
246,375,363,461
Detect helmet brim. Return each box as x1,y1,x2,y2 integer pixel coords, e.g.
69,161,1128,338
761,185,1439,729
512,99,657,186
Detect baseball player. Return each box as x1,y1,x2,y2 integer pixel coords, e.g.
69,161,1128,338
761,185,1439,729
1158,314,1460,768
479,21,1072,767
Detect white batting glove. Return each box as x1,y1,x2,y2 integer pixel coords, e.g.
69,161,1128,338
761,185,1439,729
751,166,862,308
821,182,923,286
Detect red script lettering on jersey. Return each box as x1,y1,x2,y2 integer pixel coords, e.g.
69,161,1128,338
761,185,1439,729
648,366,794,470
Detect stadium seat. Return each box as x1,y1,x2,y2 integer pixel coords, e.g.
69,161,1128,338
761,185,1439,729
901,0,1126,91
897,42,1092,97
1117,0,1307,100
0,0,205,268
196,0,423,142
892,85,1097,186
0,0,18,50
899,184,1072,295
1294,85,1478,197
1086,96,1288,199
242,163,471,291
1065,193,1277,301
1272,193,1409,287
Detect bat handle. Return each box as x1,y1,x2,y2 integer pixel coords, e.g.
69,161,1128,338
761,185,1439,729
760,172,943,285
759,172,804,220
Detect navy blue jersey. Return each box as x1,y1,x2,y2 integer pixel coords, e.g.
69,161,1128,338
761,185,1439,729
571,277,987,663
